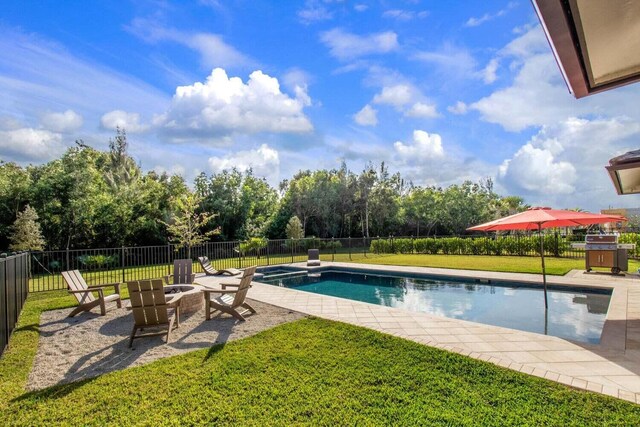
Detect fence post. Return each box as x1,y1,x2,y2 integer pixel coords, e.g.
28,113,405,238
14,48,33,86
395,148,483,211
167,244,171,275
237,241,242,269
65,247,70,271
348,236,352,261
291,239,294,264
332,237,335,262
266,239,270,266
121,246,126,283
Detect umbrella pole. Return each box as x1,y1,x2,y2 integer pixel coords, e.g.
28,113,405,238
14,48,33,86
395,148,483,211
539,224,548,310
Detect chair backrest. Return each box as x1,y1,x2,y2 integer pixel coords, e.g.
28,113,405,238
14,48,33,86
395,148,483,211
62,270,94,304
308,249,320,261
232,266,257,307
172,259,193,284
127,279,169,327
198,256,215,274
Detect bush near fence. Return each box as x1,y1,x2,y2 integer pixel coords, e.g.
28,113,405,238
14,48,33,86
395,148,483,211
369,235,573,257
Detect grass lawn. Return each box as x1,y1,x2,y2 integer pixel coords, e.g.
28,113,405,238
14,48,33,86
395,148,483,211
345,253,640,276
2,290,640,425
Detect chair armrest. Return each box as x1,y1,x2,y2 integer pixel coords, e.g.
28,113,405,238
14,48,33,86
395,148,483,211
166,294,183,307
190,273,196,283
163,275,171,285
203,288,240,296
221,282,252,289
68,289,94,294
87,282,121,292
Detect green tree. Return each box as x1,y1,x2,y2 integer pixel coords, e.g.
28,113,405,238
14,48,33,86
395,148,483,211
0,162,32,248
285,216,304,239
162,192,219,259
9,205,46,251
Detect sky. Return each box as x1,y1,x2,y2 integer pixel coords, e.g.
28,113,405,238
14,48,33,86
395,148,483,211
2,0,640,212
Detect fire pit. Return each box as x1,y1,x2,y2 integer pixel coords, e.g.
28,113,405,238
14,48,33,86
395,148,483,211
164,285,203,315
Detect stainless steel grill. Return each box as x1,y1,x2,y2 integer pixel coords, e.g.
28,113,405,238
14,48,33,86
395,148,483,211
583,234,628,274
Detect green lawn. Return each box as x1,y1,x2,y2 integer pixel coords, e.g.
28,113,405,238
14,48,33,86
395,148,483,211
347,254,640,276
2,284,640,425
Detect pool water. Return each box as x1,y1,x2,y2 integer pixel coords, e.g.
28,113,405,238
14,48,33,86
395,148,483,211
261,270,611,344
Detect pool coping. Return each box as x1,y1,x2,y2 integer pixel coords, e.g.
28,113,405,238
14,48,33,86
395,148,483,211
196,262,640,403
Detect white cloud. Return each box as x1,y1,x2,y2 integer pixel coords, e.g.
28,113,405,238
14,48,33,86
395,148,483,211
354,4,368,12
320,28,399,60
282,68,312,107
497,117,640,208
447,101,468,115
208,143,280,182
127,19,252,69
382,10,428,21
498,143,576,195
394,130,444,161
482,58,499,84
354,104,378,126
465,2,516,27
156,68,313,141
372,84,413,108
412,43,478,77
0,128,64,162
101,110,149,133
40,110,83,133
298,1,333,24
186,33,253,69
405,102,439,119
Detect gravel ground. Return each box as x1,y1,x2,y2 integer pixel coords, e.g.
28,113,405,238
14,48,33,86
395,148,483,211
28,299,305,390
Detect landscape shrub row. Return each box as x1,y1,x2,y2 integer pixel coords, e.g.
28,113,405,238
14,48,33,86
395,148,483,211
369,236,569,257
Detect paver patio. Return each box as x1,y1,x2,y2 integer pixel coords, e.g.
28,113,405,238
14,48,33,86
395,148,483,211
198,262,640,403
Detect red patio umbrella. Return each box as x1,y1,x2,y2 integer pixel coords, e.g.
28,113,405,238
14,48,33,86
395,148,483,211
467,207,625,309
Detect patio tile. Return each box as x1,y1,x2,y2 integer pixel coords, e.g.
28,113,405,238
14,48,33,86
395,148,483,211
571,378,588,390
586,382,603,393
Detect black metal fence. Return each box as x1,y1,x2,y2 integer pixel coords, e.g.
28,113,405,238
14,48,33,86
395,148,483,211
27,234,623,293
29,238,375,292
1,252,29,357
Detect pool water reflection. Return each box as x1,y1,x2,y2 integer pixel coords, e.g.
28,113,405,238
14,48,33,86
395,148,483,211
261,270,611,344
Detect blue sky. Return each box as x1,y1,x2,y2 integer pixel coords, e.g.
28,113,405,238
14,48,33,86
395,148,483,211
2,0,640,211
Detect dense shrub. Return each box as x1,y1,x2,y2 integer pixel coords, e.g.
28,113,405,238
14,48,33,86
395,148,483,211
239,237,268,256
394,238,414,254
414,238,440,254
77,254,119,268
365,233,640,258
619,233,640,257
323,240,343,251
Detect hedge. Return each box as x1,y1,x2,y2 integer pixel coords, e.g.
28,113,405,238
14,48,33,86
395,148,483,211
370,235,570,257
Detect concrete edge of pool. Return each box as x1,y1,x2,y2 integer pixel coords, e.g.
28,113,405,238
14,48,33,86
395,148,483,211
195,262,640,404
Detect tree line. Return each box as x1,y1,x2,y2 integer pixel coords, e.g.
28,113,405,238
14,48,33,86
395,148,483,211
0,129,528,250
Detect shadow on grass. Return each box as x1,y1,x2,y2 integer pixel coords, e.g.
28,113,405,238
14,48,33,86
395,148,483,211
12,375,99,403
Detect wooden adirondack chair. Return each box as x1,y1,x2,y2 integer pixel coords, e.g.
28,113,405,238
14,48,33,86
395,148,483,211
203,266,257,321
197,256,241,276
62,270,122,317
127,279,182,347
164,259,196,285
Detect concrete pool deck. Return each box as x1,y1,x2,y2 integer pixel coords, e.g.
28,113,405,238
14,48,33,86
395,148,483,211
198,262,640,403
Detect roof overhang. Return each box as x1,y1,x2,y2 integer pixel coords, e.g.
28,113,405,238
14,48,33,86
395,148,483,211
533,0,640,98
606,150,640,195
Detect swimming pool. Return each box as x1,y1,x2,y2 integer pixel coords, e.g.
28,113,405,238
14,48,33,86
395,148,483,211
260,269,612,344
